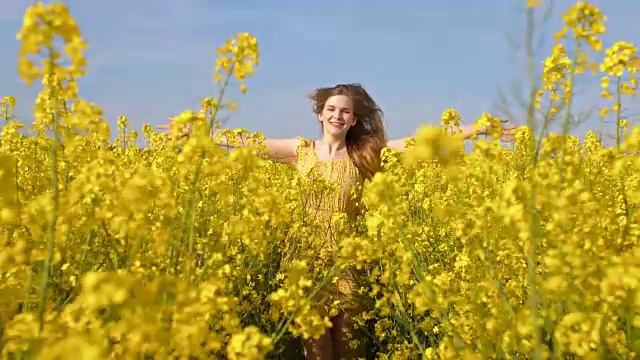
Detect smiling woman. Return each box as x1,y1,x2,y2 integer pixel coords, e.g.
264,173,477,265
315,95,358,157
156,82,517,359
307,84,387,180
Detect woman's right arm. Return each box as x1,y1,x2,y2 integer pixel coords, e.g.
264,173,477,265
216,132,299,164
156,123,300,165
261,138,300,164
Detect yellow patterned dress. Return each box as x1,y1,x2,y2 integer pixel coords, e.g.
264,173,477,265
293,137,364,316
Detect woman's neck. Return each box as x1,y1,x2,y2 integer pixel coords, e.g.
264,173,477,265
318,134,348,158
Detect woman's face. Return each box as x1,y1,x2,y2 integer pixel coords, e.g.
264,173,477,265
318,94,356,138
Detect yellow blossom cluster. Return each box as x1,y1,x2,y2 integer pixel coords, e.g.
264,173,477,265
1,1,640,359
215,32,260,94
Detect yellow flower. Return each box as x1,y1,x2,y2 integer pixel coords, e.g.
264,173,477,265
2,1,640,359
527,0,542,8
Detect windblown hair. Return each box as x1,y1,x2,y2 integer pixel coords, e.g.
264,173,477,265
308,83,388,180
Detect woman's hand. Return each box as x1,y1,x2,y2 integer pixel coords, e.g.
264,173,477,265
478,119,519,142
156,117,192,141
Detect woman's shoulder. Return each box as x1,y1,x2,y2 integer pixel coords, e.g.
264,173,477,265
295,136,314,154
296,136,313,146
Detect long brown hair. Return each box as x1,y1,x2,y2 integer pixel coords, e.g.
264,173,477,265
308,83,388,180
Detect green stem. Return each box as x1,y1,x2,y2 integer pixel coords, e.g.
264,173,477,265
209,63,235,132
184,167,202,279
615,76,621,149
185,67,234,279
524,7,543,360
393,288,426,354
271,265,338,345
533,96,558,166
37,51,61,333
558,42,581,185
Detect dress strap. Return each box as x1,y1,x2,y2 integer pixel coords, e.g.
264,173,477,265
295,137,319,174
295,136,313,159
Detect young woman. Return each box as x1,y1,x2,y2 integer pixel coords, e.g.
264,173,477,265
157,83,517,359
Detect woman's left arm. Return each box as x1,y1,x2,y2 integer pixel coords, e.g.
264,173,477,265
386,120,519,152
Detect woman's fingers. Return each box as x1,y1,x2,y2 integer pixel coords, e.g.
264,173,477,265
155,123,192,142
496,124,520,142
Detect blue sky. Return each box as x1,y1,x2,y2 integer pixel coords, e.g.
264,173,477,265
1,0,638,144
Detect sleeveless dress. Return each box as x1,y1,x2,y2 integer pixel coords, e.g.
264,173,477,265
293,137,365,316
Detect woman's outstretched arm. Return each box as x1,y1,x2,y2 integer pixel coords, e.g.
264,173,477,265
156,122,300,165
386,121,518,152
